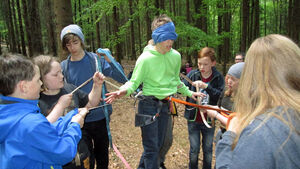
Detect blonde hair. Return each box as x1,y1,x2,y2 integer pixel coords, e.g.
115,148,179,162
233,34,300,148
151,14,172,31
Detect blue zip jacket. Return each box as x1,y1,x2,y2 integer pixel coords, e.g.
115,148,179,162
0,95,81,169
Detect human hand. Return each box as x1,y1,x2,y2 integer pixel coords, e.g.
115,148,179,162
206,109,228,126
71,108,89,128
104,89,127,104
191,91,206,101
96,48,113,63
93,72,105,86
57,93,73,109
192,80,208,89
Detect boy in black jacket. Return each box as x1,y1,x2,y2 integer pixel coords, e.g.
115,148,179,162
183,47,224,169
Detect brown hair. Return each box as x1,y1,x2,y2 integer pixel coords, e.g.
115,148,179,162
198,47,216,61
0,54,35,96
61,33,85,52
33,55,58,91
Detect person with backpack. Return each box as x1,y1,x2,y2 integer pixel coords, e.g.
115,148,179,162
60,24,127,169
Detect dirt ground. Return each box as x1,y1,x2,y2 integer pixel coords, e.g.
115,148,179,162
104,60,218,169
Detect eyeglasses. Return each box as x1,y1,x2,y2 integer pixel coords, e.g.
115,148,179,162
235,58,243,61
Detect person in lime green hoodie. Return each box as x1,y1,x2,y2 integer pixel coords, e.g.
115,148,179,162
105,14,201,169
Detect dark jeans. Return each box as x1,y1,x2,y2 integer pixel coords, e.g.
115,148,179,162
137,98,170,169
82,119,109,169
158,115,173,165
188,121,215,169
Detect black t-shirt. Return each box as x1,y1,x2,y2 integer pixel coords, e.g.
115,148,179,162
39,83,89,116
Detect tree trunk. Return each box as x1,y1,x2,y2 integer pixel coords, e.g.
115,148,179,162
172,0,176,15
201,0,208,33
16,0,27,56
253,0,260,40
145,1,152,41
223,0,231,75
94,0,101,48
129,0,136,60
27,0,44,56
21,0,33,56
113,6,122,63
11,0,21,53
160,0,165,10
186,0,191,63
89,0,95,51
241,0,249,52
53,0,73,59
137,7,142,54
193,0,201,29
44,0,57,56
78,0,82,26
0,32,2,55
6,0,17,52
290,0,300,44
217,2,223,65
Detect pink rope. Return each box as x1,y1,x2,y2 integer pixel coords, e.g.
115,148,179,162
112,143,133,169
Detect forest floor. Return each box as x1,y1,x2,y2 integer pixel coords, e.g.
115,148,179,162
105,60,219,169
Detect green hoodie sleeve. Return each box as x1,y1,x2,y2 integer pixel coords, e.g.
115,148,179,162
120,56,146,96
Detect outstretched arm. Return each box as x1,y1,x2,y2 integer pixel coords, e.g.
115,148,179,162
104,89,127,104
85,72,105,108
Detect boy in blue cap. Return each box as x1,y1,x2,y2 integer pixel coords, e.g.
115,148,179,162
60,24,127,169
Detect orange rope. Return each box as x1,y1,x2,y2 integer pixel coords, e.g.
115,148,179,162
166,97,233,114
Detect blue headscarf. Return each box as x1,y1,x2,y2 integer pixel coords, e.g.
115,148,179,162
152,22,178,44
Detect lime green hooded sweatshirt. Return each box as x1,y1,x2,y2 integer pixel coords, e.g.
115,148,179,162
121,45,192,99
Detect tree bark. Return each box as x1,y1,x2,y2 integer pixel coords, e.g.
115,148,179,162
129,0,136,60
94,0,101,48
16,0,27,56
253,0,260,40
113,6,122,63
21,0,33,56
6,0,17,52
11,0,21,53
27,0,44,56
53,0,73,59
217,1,223,65
241,0,249,52
223,0,231,75
145,1,152,41
44,0,57,56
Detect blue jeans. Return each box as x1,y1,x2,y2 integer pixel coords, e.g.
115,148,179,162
159,114,173,165
188,121,215,169
137,98,170,169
